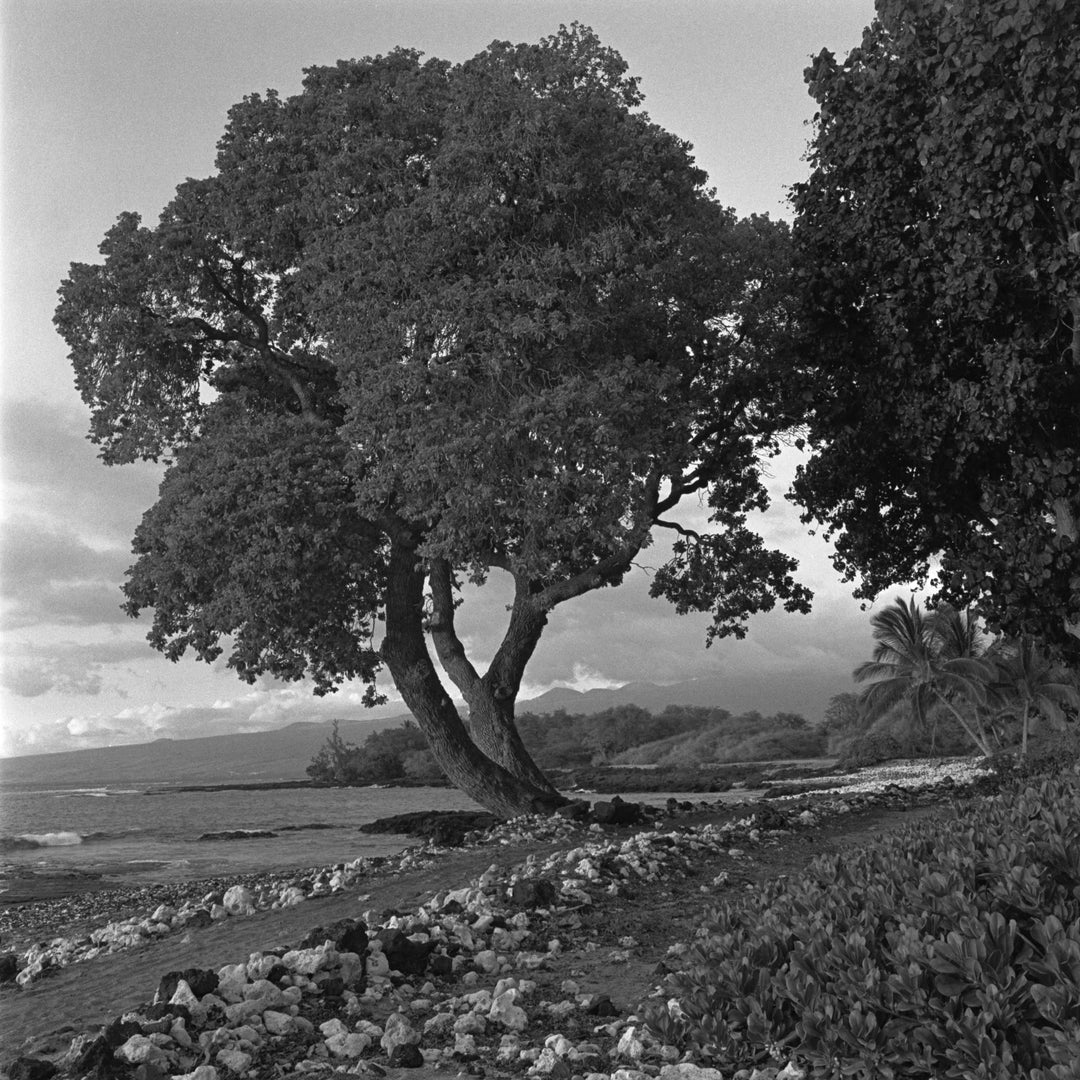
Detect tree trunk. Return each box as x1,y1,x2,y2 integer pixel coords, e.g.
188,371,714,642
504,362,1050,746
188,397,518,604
1020,700,1030,759
933,689,993,758
381,540,565,817
427,560,559,796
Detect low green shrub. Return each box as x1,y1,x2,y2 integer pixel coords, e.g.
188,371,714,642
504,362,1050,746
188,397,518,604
986,725,1080,787
644,770,1080,1078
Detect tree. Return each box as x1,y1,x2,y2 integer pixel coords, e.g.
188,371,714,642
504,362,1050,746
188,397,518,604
853,596,994,756
306,720,364,783
54,26,811,817
790,0,1080,658
987,636,1080,756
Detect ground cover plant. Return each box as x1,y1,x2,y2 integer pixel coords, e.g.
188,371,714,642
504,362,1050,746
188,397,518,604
644,770,1080,1078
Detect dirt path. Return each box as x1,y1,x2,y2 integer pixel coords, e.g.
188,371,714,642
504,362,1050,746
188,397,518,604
0,799,948,1064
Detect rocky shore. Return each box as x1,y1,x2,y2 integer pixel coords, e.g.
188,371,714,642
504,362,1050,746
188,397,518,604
0,759,986,1080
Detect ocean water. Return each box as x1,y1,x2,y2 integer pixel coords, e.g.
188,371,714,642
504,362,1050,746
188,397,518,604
0,773,759,892
0,780,482,887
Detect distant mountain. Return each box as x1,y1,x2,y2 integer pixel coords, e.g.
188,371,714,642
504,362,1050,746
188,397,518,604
520,672,841,724
0,715,409,788
0,673,843,787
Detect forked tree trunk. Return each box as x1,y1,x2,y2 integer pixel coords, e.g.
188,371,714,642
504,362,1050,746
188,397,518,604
381,541,566,817
426,559,560,797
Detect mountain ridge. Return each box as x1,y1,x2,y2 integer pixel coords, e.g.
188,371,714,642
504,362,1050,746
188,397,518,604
0,673,842,786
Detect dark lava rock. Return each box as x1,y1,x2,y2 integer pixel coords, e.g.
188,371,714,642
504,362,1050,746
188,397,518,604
591,797,645,826
359,811,499,846
301,918,368,956
156,966,219,1003
197,830,278,841
388,1044,425,1068
0,951,19,982
7,1057,58,1080
316,974,346,997
582,993,619,1017
554,799,590,822
376,927,435,975
178,908,213,929
428,953,453,977
751,804,791,830
140,1002,192,1024
510,878,558,908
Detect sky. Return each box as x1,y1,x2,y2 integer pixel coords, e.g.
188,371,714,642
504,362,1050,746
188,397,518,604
0,0,889,757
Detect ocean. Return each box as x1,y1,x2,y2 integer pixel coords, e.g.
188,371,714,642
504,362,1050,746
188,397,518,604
0,779,483,887
0,775,755,891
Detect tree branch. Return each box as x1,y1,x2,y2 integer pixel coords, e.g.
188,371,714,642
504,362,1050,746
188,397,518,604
427,558,483,701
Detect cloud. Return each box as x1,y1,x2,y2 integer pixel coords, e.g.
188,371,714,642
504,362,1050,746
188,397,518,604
1,638,151,698
1,397,164,540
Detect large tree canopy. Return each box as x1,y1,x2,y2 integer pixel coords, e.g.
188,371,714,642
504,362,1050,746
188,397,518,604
790,0,1080,659
55,26,810,815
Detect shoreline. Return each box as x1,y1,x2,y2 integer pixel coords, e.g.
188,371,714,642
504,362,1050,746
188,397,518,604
0,770,981,1078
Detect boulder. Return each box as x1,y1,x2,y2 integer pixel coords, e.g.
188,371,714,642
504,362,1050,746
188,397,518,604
300,918,368,957
156,967,218,1003
591,798,644,826
7,1058,58,1080
388,1043,425,1068
0,951,20,983
375,927,435,975
510,879,558,908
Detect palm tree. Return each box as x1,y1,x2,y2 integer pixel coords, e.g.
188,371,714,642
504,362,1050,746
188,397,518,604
987,637,1080,757
853,596,994,757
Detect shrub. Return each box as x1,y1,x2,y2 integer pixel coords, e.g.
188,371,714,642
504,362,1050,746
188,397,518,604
984,724,1080,788
835,731,904,771
643,770,1080,1078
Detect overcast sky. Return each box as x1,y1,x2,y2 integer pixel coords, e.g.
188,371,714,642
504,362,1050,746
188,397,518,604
0,0,890,757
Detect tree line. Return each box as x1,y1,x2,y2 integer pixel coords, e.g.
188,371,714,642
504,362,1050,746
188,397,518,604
56,4,1079,815
306,704,821,784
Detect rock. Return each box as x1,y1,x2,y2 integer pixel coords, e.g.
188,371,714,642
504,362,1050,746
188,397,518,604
659,1066,726,1080
375,927,434,975
592,797,644,826
380,1012,421,1056
387,1043,425,1068
300,918,368,958
554,800,591,822
615,1026,645,1061
0,951,20,982
776,1064,807,1080
216,1048,253,1073
473,949,499,973
359,810,499,846
156,967,218,1002
263,1009,297,1036
510,879,558,908
114,1034,168,1065
222,885,256,915
7,1057,58,1080
173,1068,218,1080
582,993,619,1016
326,1032,372,1058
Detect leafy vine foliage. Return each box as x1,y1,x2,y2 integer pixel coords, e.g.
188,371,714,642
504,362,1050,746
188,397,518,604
54,26,809,815
791,0,1080,657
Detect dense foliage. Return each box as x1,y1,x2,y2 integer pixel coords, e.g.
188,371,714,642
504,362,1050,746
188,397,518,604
646,772,1080,1078
306,720,442,784
308,705,821,783
791,0,1080,658
55,25,810,815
